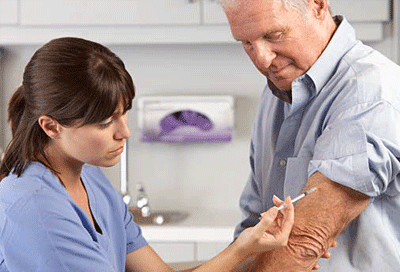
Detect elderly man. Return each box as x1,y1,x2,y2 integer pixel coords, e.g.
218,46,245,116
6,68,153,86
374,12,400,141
223,0,400,271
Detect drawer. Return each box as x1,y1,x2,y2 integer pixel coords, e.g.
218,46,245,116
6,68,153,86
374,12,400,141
196,241,230,261
149,242,196,263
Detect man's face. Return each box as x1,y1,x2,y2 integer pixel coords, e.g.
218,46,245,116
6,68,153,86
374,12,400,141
225,0,327,91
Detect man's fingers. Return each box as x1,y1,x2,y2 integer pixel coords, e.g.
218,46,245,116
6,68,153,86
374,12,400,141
312,263,320,270
321,251,331,259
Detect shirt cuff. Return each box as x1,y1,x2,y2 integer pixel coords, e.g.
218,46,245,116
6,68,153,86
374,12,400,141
309,121,379,196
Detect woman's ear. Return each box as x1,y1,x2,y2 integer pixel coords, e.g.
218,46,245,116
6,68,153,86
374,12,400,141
38,115,62,139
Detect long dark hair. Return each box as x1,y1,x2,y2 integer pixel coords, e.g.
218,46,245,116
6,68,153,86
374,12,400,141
0,37,135,179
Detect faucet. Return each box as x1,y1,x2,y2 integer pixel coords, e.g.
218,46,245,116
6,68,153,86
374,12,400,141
135,183,151,217
120,143,132,206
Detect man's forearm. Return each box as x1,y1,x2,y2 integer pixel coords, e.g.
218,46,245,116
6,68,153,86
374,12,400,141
253,172,370,271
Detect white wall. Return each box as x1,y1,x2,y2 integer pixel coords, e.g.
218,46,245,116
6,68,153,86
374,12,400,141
114,43,266,211
1,35,398,211
0,43,265,211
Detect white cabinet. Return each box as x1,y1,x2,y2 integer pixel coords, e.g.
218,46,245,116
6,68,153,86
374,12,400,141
203,0,392,25
331,0,390,22
203,0,228,25
19,0,228,26
150,242,196,263
149,241,230,263
20,0,201,26
0,0,395,44
0,0,18,25
330,0,391,41
196,241,229,261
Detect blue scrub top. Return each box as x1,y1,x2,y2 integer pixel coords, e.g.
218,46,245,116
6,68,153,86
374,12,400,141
0,162,147,272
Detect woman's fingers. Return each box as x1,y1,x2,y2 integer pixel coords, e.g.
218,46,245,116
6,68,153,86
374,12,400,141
272,195,284,208
255,207,279,235
279,196,294,235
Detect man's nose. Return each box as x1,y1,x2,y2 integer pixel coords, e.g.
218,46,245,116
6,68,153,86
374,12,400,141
252,43,276,71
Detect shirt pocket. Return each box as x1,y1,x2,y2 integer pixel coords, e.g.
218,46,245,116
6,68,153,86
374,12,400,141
284,157,312,198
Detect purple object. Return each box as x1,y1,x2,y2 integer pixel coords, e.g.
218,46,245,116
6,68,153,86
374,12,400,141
159,110,213,137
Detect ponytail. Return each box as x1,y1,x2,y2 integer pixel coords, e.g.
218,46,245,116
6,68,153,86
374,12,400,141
0,85,50,179
8,85,26,136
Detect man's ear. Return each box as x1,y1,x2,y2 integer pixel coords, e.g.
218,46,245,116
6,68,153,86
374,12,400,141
309,0,330,19
38,115,62,139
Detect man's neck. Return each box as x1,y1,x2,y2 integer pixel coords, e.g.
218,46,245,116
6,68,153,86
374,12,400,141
268,80,292,104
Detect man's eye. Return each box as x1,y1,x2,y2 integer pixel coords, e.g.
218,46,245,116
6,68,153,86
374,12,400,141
242,41,252,48
267,32,283,41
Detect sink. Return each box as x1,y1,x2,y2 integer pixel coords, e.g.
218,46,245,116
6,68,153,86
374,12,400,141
129,207,190,226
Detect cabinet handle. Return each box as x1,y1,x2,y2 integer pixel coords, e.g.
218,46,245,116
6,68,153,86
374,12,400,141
209,0,223,4
188,0,198,3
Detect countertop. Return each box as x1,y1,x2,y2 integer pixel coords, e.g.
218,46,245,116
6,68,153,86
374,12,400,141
138,208,242,243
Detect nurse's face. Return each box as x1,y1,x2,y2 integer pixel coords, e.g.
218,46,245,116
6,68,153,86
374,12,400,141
56,104,131,168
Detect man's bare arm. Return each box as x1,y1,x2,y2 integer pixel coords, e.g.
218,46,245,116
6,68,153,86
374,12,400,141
253,171,370,271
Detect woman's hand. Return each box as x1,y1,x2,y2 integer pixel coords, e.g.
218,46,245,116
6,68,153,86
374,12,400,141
234,196,294,256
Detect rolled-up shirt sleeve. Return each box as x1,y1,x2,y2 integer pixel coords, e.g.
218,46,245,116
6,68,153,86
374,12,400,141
309,101,400,197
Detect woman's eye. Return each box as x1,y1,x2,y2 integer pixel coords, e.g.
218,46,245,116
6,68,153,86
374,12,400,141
99,120,113,128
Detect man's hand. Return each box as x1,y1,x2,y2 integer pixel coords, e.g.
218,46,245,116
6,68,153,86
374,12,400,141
312,240,337,270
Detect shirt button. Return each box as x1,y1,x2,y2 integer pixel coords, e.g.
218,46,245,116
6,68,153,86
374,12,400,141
280,159,287,166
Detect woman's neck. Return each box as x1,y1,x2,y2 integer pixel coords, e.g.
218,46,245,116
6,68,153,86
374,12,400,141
40,143,84,190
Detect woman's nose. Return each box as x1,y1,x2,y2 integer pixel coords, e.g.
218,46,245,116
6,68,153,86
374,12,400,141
115,116,131,140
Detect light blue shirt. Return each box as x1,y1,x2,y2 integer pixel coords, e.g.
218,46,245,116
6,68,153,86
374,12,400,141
0,162,147,272
234,16,400,271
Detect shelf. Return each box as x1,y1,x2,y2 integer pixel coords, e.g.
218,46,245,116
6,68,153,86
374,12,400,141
0,22,386,46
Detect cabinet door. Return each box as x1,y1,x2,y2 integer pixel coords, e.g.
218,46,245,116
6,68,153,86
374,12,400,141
330,0,390,22
0,0,18,24
150,242,196,263
203,0,391,25
20,0,201,26
196,241,230,261
203,0,228,24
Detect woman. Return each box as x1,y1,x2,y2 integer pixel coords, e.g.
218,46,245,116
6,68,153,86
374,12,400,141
0,37,294,272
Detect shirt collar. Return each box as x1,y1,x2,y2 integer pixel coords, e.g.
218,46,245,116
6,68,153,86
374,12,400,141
306,16,358,94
